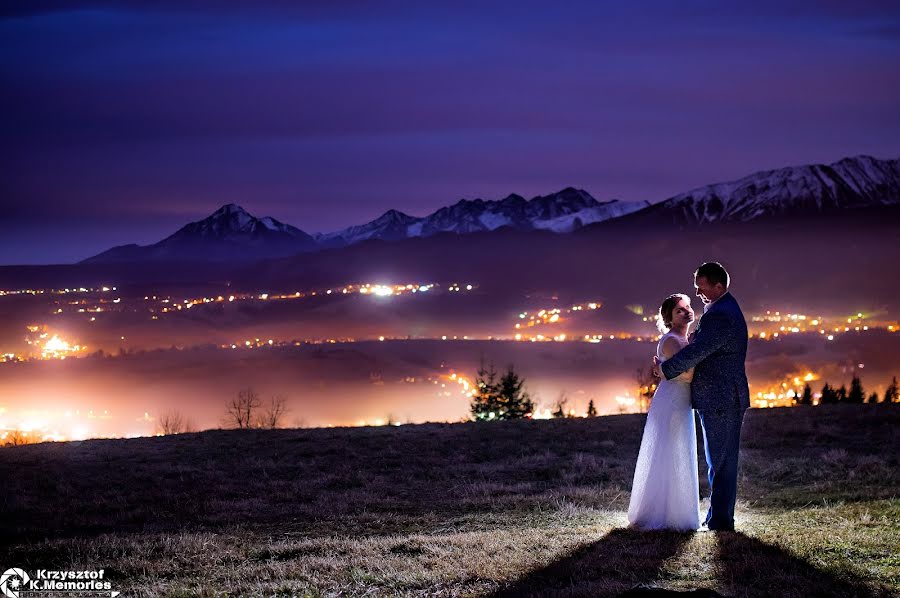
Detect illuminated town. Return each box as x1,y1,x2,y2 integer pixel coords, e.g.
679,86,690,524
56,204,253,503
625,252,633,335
2,279,897,356
1,280,898,445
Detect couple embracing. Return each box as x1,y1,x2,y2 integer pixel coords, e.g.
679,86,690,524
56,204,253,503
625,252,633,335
628,262,750,532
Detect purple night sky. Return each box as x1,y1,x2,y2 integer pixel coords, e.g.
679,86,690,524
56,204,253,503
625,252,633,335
2,1,900,264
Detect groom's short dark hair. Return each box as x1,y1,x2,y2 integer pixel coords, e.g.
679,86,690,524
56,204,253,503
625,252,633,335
695,262,729,288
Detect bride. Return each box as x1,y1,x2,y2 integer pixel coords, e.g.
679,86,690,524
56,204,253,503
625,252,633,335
627,293,700,531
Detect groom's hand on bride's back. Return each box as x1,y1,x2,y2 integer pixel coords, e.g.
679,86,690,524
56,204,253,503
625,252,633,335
651,356,661,379
688,330,697,343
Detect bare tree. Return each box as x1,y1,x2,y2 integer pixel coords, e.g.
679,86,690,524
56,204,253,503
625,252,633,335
552,391,569,418
636,367,657,414
2,429,34,447
157,408,187,435
258,394,289,429
225,387,261,429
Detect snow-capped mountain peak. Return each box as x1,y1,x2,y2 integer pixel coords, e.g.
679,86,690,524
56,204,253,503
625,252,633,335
171,204,313,241
212,203,246,215
373,209,416,224
315,155,900,245
199,204,256,234
315,188,648,247
313,208,419,247
652,155,900,225
83,154,900,264
83,204,317,262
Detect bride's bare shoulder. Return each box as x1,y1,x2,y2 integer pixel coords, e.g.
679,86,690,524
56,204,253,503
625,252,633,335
656,331,671,348
659,333,686,359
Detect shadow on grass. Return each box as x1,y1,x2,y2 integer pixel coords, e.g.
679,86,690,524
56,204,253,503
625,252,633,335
716,531,889,598
490,527,889,598
489,527,694,597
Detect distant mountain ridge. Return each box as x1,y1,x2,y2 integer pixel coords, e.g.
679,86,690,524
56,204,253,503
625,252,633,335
619,155,900,226
85,204,317,263
314,187,648,248
84,189,648,262
83,154,900,263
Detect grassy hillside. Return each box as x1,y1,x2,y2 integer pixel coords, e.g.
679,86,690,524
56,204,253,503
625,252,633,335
1,405,898,597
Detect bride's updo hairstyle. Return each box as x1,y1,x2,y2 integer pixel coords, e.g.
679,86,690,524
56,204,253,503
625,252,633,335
657,293,691,334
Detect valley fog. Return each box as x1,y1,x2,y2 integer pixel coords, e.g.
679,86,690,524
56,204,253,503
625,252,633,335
2,332,898,440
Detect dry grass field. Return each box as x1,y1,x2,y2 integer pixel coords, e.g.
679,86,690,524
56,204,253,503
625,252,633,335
1,404,898,597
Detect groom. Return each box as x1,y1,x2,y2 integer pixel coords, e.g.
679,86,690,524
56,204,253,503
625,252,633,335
657,262,749,531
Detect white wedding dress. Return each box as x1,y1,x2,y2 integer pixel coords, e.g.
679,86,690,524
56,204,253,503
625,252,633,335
627,331,700,531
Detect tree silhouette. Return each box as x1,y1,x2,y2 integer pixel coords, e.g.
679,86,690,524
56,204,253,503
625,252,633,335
587,399,597,417
470,360,533,420
496,365,535,419
552,391,568,418
799,383,813,405
225,387,261,428
868,392,879,404
470,359,500,420
258,395,289,429
846,375,865,403
836,385,848,402
820,383,838,404
884,376,899,403
157,408,192,435
2,429,36,447
635,367,656,413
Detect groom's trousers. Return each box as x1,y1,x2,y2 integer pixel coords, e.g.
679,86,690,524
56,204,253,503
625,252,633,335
697,407,746,529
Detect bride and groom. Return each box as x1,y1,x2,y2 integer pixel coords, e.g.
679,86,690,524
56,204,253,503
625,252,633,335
627,261,750,532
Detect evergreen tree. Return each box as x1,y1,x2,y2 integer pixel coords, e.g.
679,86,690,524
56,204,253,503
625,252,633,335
470,360,534,420
799,383,813,405
820,383,838,404
847,375,865,403
587,399,597,417
495,365,534,419
836,385,848,402
884,376,899,403
470,359,500,421
868,392,879,404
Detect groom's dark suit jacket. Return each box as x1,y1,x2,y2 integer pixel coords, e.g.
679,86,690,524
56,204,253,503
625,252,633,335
661,292,750,411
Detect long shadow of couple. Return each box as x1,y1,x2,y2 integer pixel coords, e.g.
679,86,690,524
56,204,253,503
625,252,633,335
489,526,885,597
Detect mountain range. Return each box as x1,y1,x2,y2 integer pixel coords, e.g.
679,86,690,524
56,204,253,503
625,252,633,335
83,155,900,263
311,187,648,249
617,154,900,226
